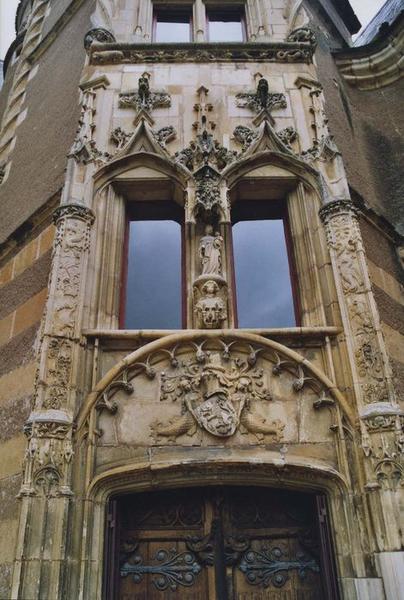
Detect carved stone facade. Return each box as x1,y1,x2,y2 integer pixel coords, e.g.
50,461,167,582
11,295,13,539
0,1,403,599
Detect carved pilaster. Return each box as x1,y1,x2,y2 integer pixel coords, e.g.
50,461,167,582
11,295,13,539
320,200,403,529
25,204,94,490
13,204,95,598
320,200,395,408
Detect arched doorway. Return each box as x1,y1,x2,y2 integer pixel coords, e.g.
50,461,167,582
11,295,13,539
104,486,339,599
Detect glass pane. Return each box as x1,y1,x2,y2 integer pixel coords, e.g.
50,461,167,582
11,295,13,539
233,220,296,328
125,221,182,329
208,12,244,42
155,15,191,42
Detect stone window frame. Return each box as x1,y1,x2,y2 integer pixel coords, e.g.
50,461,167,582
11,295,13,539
148,0,251,43
88,155,330,333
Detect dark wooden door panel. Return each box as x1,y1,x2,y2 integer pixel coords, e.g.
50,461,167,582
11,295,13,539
111,487,336,600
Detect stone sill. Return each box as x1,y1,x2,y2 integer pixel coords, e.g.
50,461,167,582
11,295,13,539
84,327,341,349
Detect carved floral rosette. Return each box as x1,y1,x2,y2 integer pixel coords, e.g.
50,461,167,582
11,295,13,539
319,200,392,406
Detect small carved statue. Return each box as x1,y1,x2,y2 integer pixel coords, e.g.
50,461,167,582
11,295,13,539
194,280,227,329
257,78,269,109
199,225,223,276
138,73,150,108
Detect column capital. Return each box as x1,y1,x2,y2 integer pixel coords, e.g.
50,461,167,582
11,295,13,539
53,203,95,225
319,198,358,223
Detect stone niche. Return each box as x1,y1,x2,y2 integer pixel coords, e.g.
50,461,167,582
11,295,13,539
93,334,337,471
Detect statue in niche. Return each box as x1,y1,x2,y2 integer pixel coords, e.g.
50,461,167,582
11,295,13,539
199,225,223,276
138,73,150,108
257,77,269,109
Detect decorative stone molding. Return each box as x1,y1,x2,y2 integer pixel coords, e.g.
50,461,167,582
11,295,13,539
320,200,395,407
89,42,316,66
193,166,223,220
69,76,111,165
175,131,237,173
361,404,404,491
236,77,287,123
84,27,116,52
233,125,260,151
20,411,74,497
334,14,404,90
287,27,317,45
153,125,177,147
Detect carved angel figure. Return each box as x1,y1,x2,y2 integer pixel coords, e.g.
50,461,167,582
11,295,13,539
199,225,223,276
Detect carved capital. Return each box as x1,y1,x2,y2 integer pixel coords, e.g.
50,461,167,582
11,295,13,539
319,199,358,225
53,204,95,225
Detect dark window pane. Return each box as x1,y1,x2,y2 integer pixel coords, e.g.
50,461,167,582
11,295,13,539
125,220,182,329
208,10,244,42
155,10,191,42
233,220,296,328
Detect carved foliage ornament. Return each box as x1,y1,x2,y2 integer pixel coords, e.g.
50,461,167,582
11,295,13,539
175,130,237,173
361,406,403,490
90,44,315,66
119,74,171,113
51,205,95,341
236,78,287,115
21,419,73,497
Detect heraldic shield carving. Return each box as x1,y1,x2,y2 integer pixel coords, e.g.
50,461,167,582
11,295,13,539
152,346,279,441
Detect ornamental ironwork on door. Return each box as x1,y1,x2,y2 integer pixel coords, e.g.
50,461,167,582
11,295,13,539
105,487,339,599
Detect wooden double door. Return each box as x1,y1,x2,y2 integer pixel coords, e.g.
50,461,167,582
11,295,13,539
105,487,339,599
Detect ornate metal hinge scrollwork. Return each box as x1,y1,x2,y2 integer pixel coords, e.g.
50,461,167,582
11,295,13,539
238,545,320,588
120,546,202,591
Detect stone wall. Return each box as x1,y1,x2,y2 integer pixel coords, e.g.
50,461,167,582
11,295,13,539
0,0,93,245
0,223,54,597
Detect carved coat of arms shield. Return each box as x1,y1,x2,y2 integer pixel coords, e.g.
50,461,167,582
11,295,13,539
192,390,239,437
